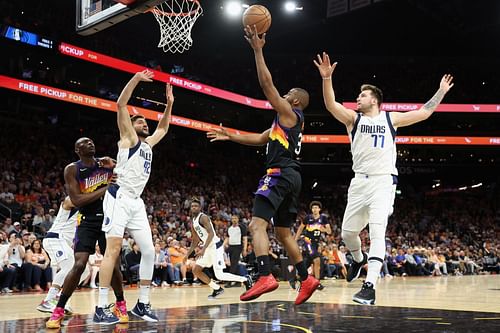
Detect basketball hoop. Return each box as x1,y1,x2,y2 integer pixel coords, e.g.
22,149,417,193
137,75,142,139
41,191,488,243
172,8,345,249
150,0,202,53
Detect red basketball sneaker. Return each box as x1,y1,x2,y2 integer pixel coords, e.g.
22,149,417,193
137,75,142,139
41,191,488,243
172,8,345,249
240,274,278,301
295,275,320,305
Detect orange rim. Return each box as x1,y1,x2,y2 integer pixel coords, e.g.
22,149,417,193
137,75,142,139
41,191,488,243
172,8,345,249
145,0,201,17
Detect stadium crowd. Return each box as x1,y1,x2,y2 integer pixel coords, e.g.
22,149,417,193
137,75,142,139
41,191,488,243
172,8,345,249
1,120,499,294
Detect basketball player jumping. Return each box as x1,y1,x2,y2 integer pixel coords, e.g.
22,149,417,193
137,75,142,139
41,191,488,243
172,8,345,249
314,52,454,305
207,25,319,305
46,138,126,329
186,198,252,300
93,70,174,324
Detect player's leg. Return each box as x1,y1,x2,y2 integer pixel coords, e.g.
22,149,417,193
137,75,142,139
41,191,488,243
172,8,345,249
95,190,128,324
240,197,278,301
353,175,396,305
275,196,320,304
342,177,369,282
212,245,250,288
128,220,158,322
192,251,225,300
39,238,72,312
46,249,90,329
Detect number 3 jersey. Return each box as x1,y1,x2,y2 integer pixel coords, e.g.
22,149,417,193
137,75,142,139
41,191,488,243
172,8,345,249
266,108,304,170
114,140,152,197
350,111,398,175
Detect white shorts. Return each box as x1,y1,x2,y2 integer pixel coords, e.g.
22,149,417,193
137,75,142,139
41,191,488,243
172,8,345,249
43,237,73,265
342,174,396,233
196,244,226,270
102,187,149,237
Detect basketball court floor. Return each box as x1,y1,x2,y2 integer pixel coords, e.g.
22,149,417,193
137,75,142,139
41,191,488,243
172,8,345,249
0,275,499,332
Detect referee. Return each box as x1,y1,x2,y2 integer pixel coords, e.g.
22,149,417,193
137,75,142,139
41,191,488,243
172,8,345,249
224,214,248,287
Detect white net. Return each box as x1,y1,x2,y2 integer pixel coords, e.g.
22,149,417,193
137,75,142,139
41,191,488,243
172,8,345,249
151,0,203,53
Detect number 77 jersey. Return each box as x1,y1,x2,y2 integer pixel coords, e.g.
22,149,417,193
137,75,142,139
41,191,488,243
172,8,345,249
350,111,398,176
114,140,153,197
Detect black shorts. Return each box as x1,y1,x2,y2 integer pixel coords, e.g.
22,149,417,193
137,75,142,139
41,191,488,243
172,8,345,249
305,241,320,259
73,215,106,255
252,167,301,228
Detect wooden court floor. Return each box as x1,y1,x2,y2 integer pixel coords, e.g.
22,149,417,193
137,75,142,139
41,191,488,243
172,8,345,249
0,275,499,332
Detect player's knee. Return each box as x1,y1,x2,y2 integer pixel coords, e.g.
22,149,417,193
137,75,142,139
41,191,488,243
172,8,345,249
341,229,357,241
193,265,202,275
73,260,88,274
249,218,267,235
274,228,291,243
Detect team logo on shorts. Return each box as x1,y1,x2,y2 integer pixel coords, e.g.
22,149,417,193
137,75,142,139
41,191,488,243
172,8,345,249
56,250,63,257
104,217,111,225
218,260,222,266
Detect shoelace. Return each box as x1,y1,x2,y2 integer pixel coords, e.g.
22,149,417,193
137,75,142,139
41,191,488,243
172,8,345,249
143,303,153,314
103,304,116,318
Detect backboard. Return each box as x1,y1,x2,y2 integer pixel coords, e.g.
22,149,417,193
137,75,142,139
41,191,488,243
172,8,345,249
76,0,164,35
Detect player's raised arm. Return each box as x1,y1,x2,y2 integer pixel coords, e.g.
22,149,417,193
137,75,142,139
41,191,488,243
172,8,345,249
207,125,270,146
314,52,357,127
244,25,298,128
146,83,174,148
116,70,154,147
391,74,454,128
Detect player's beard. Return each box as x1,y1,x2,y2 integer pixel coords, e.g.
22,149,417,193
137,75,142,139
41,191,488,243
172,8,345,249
137,129,149,138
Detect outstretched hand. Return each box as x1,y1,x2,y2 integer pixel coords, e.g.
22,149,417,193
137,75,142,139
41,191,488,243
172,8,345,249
313,52,338,79
244,25,266,50
135,69,154,82
440,74,454,93
166,83,174,104
207,124,230,142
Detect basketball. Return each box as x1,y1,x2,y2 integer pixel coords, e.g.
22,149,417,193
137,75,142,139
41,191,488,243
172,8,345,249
242,5,272,35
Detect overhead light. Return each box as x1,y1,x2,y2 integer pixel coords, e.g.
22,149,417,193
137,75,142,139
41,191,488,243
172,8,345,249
223,1,243,17
284,1,303,12
471,183,483,188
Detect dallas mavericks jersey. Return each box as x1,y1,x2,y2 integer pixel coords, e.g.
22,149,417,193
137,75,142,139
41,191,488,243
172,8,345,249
193,212,220,247
114,140,152,197
350,111,398,175
47,203,79,246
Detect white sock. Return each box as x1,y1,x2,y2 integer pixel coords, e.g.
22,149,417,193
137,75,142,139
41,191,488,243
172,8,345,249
98,287,109,308
139,285,150,304
209,280,221,290
44,287,59,302
365,260,383,287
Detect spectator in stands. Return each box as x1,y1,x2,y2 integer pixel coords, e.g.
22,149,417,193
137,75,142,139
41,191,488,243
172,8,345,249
25,239,52,291
168,240,188,285
7,232,25,291
125,242,141,284
152,242,170,287
88,244,103,289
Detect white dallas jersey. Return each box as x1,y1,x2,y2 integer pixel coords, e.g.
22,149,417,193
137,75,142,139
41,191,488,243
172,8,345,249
350,111,398,175
193,213,220,247
48,203,79,246
114,140,152,197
